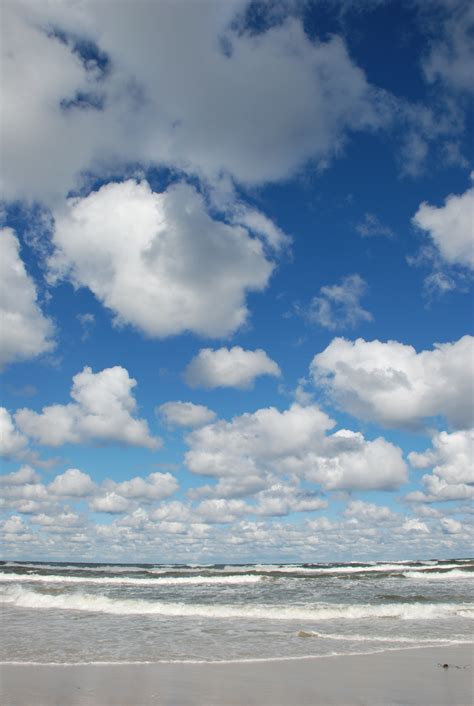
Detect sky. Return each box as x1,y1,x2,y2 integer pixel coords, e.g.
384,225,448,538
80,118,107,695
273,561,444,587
0,0,473,564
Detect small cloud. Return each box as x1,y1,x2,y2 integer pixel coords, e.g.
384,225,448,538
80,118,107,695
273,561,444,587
77,312,96,341
356,213,394,238
304,274,373,331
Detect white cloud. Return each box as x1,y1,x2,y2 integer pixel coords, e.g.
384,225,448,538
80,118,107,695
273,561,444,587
195,498,250,524
105,472,178,501
305,274,373,331
185,346,281,390
1,2,387,202
0,408,28,458
311,335,474,429
402,518,430,534
49,180,275,338
49,469,96,497
409,429,474,485
0,465,40,485
185,403,407,493
412,183,474,269
440,518,463,535
90,493,132,515
0,228,54,368
158,401,216,428
407,429,474,503
15,365,159,449
344,500,397,523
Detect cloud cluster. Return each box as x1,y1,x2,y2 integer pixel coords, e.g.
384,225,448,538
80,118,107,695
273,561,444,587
0,228,54,369
311,335,474,429
184,347,281,389
185,402,408,494
15,365,159,449
1,2,387,203
49,180,276,338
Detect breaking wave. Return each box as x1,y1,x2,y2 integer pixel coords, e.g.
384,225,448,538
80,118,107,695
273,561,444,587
0,572,261,587
2,585,473,621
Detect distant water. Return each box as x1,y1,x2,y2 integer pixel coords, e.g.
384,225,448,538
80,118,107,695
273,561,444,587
0,559,472,663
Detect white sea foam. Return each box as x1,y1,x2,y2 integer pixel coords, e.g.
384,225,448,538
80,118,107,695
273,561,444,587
0,572,261,587
229,562,472,575
297,630,472,644
1,586,473,621
402,569,473,580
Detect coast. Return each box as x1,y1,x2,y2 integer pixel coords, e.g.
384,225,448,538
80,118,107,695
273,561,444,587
1,645,472,706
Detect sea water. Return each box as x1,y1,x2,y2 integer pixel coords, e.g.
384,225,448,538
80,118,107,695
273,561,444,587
0,559,472,663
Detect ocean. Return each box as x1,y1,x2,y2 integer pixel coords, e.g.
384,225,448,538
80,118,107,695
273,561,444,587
0,559,472,664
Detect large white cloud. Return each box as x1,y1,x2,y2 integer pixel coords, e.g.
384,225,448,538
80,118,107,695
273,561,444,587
412,183,474,269
0,228,54,369
185,346,281,389
311,335,474,429
15,365,159,449
49,469,96,498
185,403,407,493
48,180,275,338
1,1,387,203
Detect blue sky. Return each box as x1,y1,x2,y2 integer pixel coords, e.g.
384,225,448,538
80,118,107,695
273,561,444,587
1,0,473,563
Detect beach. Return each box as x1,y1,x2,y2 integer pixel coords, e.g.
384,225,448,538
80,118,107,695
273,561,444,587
1,646,472,706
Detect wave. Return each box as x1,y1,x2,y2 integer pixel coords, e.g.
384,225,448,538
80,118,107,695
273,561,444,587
402,569,473,580
0,572,261,587
297,630,472,644
2,586,473,620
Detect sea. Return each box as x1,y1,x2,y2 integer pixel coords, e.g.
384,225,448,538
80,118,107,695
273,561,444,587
0,559,472,664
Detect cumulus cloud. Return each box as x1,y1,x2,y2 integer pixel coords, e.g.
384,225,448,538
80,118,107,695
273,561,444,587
0,408,28,458
1,2,387,203
0,228,54,368
412,182,474,270
0,465,40,486
305,275,373,331
15,365,160,449
158,402,216,428
185,346,281,389
407,429,474,502
311,335,474,429
104,472,178,501
48,180,275,338
185,403,407,493
49,469,96,497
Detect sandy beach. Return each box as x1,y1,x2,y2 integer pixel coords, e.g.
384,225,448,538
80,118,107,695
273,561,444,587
1,645,472,706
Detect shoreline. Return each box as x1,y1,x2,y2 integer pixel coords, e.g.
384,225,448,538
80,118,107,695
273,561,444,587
1,645,472,706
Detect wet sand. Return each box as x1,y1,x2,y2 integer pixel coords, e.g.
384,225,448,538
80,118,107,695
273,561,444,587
1,645,472,706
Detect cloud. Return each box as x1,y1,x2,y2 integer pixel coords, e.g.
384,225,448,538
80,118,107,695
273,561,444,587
311,335,474,429
104,472,178,501
49,180,275,338
412,182,474,270
356,213,394,238
0,228,55,369
49,469,96,498
407,429,474,502
185,346,281,389
422,1,474,94
304,274,373,331
185,403,407,493
0,465,40,486
1,3,388,202
0,408,28,458
157,402,216,428
15,365,160,449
